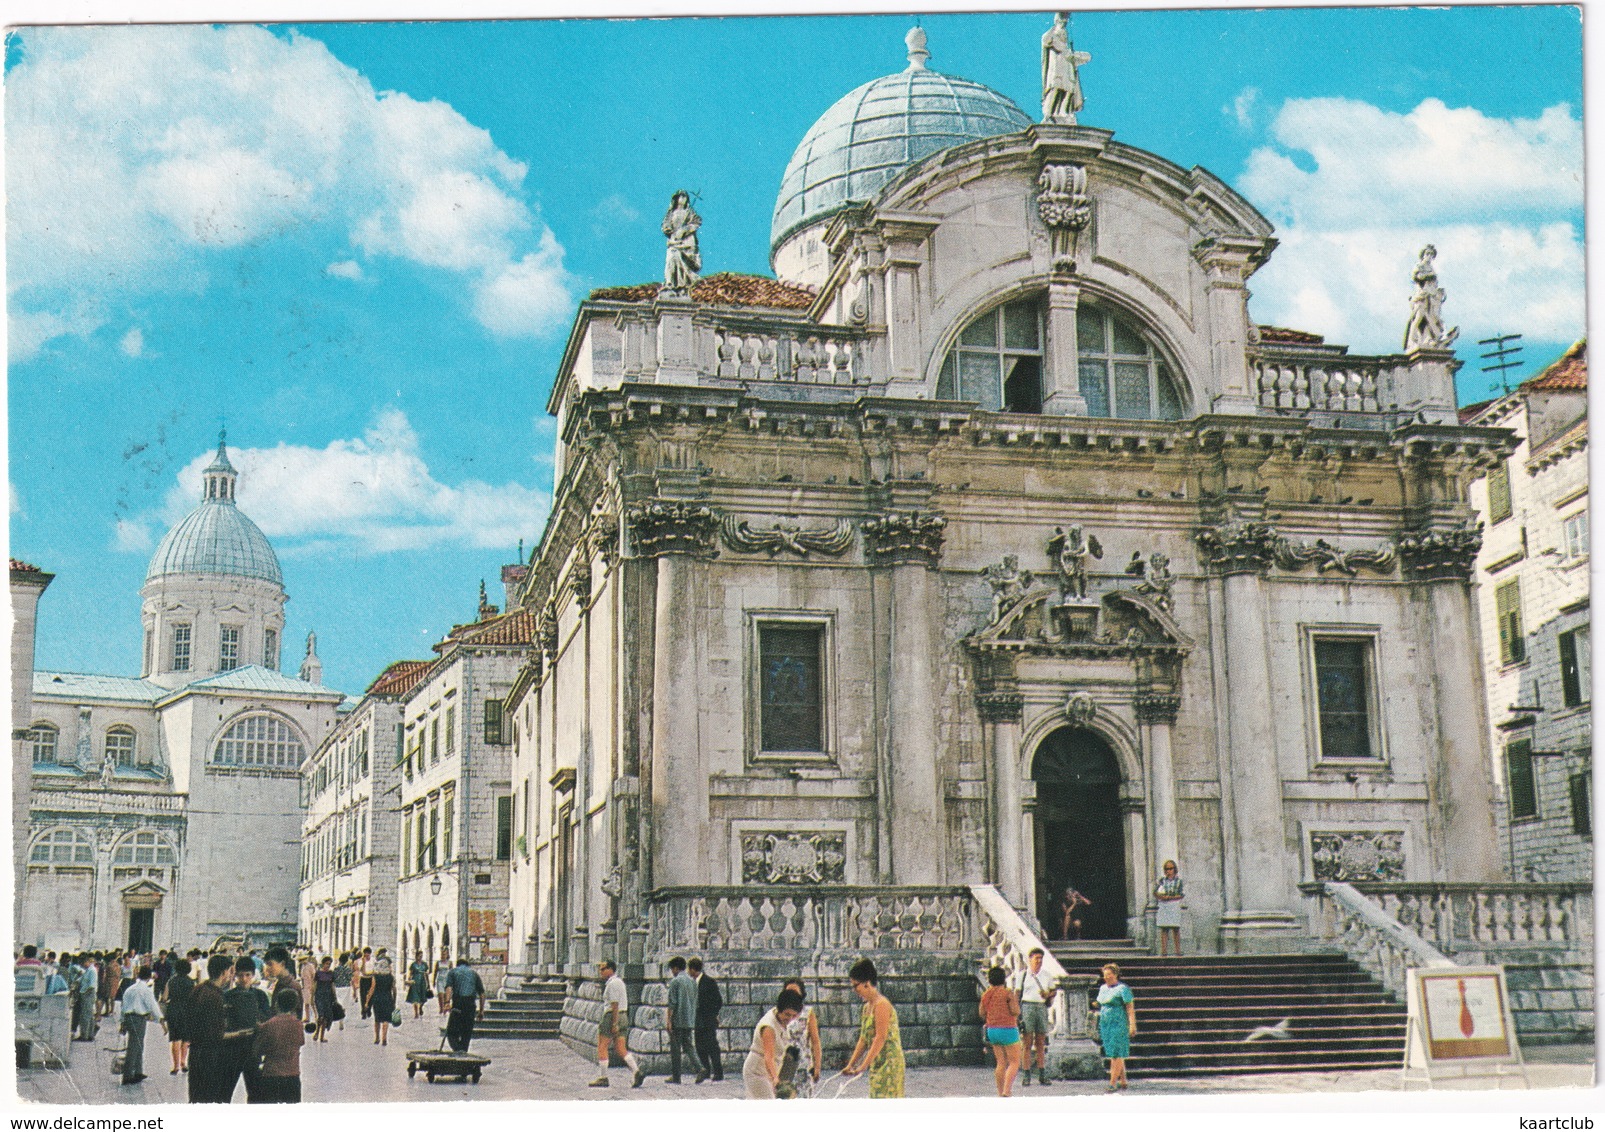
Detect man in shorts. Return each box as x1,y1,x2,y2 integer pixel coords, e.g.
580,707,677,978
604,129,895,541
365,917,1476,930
590,959,644,1089
1016,947,1056,1086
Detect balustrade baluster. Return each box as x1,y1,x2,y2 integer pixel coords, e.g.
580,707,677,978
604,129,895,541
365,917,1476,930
1292,366,1311,409
757,337,777,382
738,335,758,381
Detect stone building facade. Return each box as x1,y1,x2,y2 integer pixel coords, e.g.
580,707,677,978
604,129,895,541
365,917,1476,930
298,660,428,957
15,440,345,952
1467,342,1591,881
392,598,529,974
503,22,1511,1002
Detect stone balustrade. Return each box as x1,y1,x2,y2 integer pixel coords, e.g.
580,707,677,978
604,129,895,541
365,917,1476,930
1348,882,1594,953
711,322,867,386
1253,356,1388,415
647,885,973,954
969,883,1093,1044
1300,881,1456,998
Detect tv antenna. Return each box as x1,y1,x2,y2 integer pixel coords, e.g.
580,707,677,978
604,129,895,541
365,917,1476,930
1478,333,1524,396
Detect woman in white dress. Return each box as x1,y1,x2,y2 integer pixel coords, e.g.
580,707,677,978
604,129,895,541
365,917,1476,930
743,988,804,1099
780,979,823,1097
1154,860,1185,957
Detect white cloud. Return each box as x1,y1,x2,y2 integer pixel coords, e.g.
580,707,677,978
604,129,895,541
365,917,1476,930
326,260,365,281
1229,87,1260,131
114,518,154,552
1239,97,1583,352
119,327,145,357
590,192,641,238
8,307,105,364
8,24,572,347
150,408,548,554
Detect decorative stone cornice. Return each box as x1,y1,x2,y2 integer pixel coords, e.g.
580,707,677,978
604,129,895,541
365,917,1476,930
1134,693,1182,725
975,691,1025,725
1195,520,1278,576
862,510,946,568
625,499,720,558
1397,522,1482,582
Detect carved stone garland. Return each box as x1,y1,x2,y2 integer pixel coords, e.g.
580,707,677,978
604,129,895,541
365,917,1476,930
862,510,946,568
719,514,853,558
625,499,720,558
1037,163,1092,272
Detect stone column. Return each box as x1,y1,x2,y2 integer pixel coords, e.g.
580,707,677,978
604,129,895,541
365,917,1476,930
629,500,718,890
1042,280,1087,416
1399,524,1503,880
1196,519,1300,950
978,691,1026,906
1136,693,1181,870
864,511,947,885
1193,237,1270,417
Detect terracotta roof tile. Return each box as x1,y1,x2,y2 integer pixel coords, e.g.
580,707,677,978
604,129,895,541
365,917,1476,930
1257,325,1326,346
10,558,42,573
441,607,538,650
1521,339,1586,392
589,272,816,310
366,660,433,698
1458,399,1493,424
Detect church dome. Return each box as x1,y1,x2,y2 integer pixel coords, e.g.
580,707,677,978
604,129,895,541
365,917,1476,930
770,27,1032,254
145,440,283,587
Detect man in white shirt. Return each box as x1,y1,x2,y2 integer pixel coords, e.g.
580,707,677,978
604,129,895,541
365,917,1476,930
590,959,644,1089
119,966,164,1085
1015,948,1057,1086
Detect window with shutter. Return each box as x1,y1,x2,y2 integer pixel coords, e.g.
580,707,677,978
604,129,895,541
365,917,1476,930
1487,460,1513,523
1559,628,1589,706
484,699,504,745
1495,579,1525,665
1505,739,1537,820
1570,771,1591,837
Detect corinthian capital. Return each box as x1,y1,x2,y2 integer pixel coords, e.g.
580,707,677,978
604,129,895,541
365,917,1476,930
1195,520,1278,576
862,510,946,569
625,500,720,558
1397,521,1482,582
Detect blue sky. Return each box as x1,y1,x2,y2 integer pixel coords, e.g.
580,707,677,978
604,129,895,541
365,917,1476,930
6,8,1584,693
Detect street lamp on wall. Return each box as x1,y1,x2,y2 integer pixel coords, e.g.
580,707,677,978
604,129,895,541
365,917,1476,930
430,874,442,897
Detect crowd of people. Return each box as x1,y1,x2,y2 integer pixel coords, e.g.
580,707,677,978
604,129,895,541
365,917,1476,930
17,864,1182,1104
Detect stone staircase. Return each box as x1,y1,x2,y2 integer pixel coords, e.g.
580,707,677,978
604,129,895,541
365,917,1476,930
476,976,566,1039
1052,949,1406,1078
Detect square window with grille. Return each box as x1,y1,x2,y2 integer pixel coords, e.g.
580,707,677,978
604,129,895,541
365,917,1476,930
1506,739,1538,820
1495,579,1525,665
1559,626,1590,707
1313,637,1378,760
758,624,825,753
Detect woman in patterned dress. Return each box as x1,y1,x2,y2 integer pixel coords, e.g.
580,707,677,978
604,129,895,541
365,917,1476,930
1095,963,1136,1091
843,958,904,1099
1154,861,1185,957
780,979,823,1097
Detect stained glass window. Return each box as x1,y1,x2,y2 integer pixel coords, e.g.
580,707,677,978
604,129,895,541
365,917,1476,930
759,625,824,752
1314,638,1375,760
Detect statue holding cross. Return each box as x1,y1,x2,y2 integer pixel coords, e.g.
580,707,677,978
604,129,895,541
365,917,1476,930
1042,13,1092,125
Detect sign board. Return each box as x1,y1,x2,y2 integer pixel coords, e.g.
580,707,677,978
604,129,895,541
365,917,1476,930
1403,965,1528,1088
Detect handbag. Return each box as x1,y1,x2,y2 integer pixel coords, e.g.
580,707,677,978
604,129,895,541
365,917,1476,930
391,1007,402,1027
332,1000,346,1022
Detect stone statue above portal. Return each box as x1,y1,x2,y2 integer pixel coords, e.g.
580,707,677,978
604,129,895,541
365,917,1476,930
1047,524,1102,601
662,190,702,294
1041,13,1091,125
1403,244,1458,351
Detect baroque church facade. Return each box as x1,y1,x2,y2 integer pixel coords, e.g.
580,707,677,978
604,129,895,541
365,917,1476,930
15,440,345,953
502,20,1511,990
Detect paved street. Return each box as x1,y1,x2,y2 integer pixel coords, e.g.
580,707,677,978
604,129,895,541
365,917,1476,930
14,1020,1595,1106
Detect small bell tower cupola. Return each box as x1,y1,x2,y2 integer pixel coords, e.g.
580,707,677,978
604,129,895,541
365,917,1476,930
202,430,239,504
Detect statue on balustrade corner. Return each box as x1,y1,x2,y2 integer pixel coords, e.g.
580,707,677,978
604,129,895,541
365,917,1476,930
1048,524,1102,601
1403,244,1458,352
662,190,702,294
1134,551,1175,612
981,555,1035,623
1041,12,1092,125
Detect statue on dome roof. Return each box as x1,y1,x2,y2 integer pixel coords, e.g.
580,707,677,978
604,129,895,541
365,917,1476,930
662,190,702,295
1042,12,1092,125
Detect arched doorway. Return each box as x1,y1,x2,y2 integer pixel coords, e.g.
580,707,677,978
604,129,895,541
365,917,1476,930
1032,727,1127,940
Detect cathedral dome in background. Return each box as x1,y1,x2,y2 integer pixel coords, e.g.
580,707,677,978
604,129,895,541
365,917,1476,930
770,27,1032,254
145,439,283,587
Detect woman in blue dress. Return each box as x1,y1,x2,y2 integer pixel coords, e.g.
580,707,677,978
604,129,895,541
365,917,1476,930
1095,963,1136,1091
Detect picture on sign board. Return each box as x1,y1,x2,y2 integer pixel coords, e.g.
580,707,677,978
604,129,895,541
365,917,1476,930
1419,971,1511,1060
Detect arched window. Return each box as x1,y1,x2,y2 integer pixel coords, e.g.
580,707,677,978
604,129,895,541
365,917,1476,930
938,296,1184,420
212,714,305,770
29,827,94,865
29,723,59,765
112,830,176,867
105,726,137,768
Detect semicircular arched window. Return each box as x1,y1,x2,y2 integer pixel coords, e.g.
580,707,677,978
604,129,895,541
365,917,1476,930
212,714,305,770
29,826,94,865
112,830,177,867
937,297,1185,420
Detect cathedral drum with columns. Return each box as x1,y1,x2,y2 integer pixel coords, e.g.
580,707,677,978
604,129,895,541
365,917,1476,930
503,24,1516,1065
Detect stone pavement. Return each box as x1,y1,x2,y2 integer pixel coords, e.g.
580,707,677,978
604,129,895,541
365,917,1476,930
14,1022,1595,1106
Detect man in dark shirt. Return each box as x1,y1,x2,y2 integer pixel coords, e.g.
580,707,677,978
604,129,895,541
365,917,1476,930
688,958,723,1083
187,955,235,1104
221,957,271,1102
261,946,302,1019
441,957,486,1053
